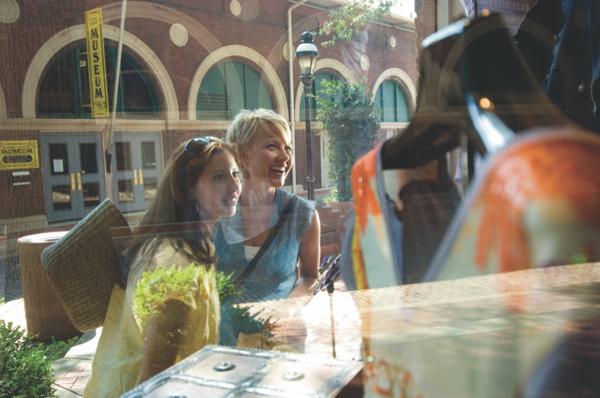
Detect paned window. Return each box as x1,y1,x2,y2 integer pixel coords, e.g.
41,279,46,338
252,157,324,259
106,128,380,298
197,61,273,120
37,40,161,118
374,79,410,122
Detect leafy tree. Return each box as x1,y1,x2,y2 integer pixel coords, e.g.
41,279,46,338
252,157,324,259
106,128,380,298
317,79,379,201
320,0,394,47
311,1,392,201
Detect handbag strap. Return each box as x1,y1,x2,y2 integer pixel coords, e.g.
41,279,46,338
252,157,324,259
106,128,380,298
234,195,298,288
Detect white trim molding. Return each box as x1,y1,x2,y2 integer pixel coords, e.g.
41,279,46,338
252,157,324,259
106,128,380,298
22,25,179,120
294,58,356,122
1,118,231,133
188,45,288,120
372,67,417,110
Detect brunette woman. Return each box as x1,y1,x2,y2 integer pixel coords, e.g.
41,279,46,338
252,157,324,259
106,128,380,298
84,137,241,397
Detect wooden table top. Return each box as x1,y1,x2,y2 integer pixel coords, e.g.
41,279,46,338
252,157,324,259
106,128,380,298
245,262,600,397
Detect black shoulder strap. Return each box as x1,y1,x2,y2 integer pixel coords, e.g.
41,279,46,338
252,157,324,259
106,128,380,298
233,195,298,288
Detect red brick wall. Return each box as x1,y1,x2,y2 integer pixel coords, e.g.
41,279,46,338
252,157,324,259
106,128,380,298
0,0,422,221
0,0,418,117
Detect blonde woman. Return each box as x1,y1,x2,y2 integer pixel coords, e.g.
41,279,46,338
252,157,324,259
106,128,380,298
214,109,320,345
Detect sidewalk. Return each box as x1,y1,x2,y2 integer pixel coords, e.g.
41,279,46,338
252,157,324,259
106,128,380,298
0,298,98,397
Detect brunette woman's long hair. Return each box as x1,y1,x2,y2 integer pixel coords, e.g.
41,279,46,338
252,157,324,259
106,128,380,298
120,138,232,277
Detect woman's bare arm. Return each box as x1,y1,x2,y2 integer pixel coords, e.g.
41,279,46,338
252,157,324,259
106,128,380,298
137,299,190,384
289,211,320,297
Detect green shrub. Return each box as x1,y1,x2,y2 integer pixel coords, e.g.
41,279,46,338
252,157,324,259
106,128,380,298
133,264,276,344
0,320,75,398
217,270,277,345
318,80,379,201
133,263,214,328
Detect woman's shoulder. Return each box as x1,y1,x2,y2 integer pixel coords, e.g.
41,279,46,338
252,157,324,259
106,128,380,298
140,237,186,259
275,189,315,236
129,237,200,282
276,188,315,212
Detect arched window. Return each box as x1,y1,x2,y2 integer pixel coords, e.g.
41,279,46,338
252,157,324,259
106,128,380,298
37,40,161,118
300,71,340,121
197,61,273,120
374,80,410,122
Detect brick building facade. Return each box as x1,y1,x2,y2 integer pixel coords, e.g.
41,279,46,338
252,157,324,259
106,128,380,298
0,0,429,298
0,0,420,227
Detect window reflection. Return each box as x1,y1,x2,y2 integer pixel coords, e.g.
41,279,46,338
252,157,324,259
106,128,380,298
36,41,161,118
141,142,156,169
79,143,98,174
115,142,132,172
82,183,101,208
143,177,157,201
3,1,600,397
51,185,71,210
49,144,69,175
118,179,134,203
375,80,410,122
197,61,274,120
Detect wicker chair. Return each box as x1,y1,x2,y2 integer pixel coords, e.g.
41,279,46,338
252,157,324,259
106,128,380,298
41,198,129,333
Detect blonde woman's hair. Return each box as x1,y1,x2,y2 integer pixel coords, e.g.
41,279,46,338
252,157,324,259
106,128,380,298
226,109,291,155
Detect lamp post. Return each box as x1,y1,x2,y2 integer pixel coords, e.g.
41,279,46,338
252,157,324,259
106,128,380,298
296,31,318,201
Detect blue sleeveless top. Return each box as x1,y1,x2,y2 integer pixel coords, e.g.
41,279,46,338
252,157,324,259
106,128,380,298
214,189,315,346
214,188,315,303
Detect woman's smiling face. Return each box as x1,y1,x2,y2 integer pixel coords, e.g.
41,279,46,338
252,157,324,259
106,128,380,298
191,150,242,222
243,122,293,188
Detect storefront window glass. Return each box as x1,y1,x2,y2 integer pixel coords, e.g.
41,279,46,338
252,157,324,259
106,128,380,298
197,61,273,120
374,79,410,122
37,41,160,118
2,2,600,397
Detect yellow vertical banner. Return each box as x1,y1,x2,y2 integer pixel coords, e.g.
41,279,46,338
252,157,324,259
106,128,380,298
85,8,110,118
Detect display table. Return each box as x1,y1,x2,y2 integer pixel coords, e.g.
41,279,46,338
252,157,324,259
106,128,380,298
123,345,362,397
117,263,600,397
17,231,81,340
244,262,600,397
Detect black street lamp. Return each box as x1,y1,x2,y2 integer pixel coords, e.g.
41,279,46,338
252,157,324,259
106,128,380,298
296,31,319,201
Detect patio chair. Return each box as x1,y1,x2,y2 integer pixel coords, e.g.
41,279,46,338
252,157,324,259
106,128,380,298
41,198,129,332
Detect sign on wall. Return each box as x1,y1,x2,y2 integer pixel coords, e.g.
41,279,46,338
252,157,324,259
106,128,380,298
84,8,110,118
0,140,40,170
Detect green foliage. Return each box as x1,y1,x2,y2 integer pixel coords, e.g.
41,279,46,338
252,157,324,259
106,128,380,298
227,304,266,335
37,336,78,363
0,320,76,398
134,263,211,328
134,263,275,344
320,0,393,47
216,271,277,343
319,188,339,206
215,271,237,302
317,79,380,201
